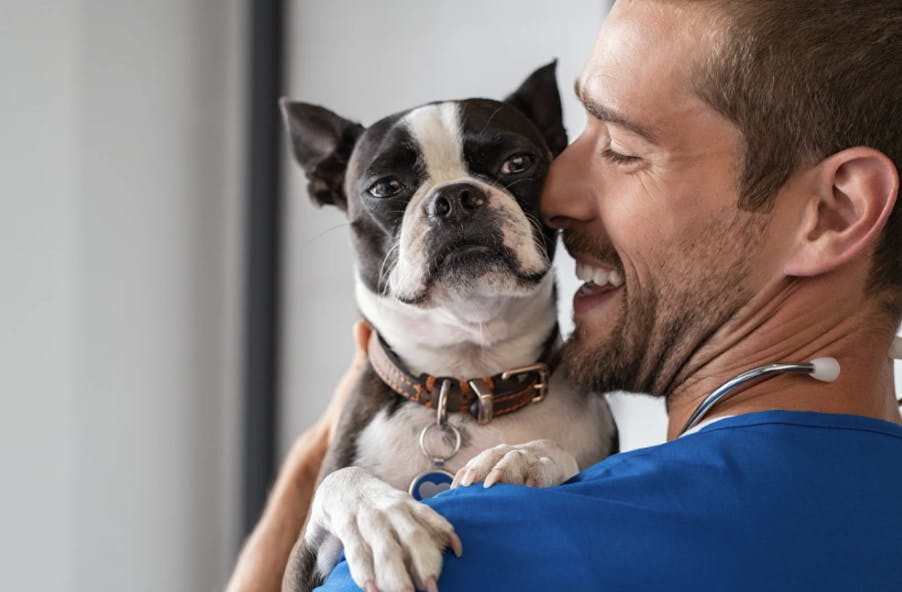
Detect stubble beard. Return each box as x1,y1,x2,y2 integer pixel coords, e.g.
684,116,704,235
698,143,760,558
562,214,765,399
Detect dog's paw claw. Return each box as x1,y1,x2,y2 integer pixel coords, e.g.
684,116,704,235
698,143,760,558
455,439,579,489
448,532,463,558
425,576,439,592
483,468,504,488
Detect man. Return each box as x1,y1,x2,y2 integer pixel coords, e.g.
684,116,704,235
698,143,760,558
231,0,902,589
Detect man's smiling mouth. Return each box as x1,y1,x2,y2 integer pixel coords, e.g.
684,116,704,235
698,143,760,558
575,261,624,291
572,258,625,316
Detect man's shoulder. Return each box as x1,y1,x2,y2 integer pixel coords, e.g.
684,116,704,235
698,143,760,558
318,411,902,590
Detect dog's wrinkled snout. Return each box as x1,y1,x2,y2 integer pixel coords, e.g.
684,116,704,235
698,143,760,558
426,182,487,223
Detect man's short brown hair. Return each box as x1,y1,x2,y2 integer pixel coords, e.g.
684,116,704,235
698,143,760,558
686,1,902,318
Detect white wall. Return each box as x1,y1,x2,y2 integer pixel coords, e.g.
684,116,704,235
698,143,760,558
1,2,80,588
279,0,671,454
1,1,244,590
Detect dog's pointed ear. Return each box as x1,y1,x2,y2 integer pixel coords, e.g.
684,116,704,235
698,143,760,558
280,99,365,210
504,60,568,157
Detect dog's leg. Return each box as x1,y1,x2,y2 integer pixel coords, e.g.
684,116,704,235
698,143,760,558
451,439,580,489
282,535,325,592
283,466,462,592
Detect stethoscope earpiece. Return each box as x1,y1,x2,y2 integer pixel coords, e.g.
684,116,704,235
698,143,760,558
808,357,840,383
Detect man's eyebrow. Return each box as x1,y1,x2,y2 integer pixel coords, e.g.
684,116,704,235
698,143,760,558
574,80,658,143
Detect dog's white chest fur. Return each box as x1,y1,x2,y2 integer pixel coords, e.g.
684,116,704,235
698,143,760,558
353,368,614,491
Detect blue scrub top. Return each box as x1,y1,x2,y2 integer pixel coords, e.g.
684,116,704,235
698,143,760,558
317,411,902,590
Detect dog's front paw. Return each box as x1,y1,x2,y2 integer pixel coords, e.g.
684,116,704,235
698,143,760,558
306,467,462,592
451,439,579,489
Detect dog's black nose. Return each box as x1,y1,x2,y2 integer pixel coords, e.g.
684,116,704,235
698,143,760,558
426,183,487,222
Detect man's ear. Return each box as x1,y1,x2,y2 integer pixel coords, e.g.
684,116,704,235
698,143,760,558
504,61,568,157
784,147,899,277
279,99,365,211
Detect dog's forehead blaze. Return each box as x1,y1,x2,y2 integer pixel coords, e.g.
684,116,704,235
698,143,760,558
401,102,468,184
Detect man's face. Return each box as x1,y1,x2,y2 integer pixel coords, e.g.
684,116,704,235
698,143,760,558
543,0,772,397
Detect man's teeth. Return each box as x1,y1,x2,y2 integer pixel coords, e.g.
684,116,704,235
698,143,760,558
575,262,624,288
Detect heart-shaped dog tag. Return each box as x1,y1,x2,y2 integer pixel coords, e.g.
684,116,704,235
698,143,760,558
409,470,454,501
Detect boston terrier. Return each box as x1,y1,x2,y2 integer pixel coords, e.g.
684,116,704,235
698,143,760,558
279,62,618,592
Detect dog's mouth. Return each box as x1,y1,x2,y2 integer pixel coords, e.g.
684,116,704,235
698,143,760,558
400,239,544,300
391,213,553,305
436,243,505,269
429,238,516,278
394,239,551,302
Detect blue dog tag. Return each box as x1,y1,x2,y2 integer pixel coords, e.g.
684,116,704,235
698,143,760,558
409,470,454,501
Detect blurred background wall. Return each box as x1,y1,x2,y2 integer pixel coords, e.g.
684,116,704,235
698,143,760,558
1,1,244,590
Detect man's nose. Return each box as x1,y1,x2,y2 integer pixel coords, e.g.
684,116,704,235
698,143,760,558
541,135,597,229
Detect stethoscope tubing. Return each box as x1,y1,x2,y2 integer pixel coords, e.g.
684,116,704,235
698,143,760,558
680,362,817,435
680,338,902,436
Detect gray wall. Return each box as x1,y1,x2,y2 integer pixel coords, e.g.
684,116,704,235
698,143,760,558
1,1,244,590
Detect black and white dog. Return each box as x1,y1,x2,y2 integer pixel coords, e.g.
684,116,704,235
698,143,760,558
280,63,617,592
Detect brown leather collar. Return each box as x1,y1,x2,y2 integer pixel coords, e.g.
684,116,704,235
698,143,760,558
367,326,560,424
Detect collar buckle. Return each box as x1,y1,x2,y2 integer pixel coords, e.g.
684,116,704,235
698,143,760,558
501,363,550,403
468,379,495,425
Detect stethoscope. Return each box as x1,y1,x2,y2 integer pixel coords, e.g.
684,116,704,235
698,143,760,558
679,336,902,436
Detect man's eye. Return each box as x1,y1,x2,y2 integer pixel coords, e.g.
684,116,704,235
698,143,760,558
367,178,403,198
500,153,536,175
601,148,641,166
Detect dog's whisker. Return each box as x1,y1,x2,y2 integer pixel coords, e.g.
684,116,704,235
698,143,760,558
302,222,353,247
502,176,540,192
525,212,551,261
378,243,400,295
477,104,506,135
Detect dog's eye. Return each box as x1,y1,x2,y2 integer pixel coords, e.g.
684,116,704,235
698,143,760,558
367,177,403,198
500,153,535,175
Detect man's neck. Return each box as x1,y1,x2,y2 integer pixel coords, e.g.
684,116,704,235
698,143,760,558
666,277,901,440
